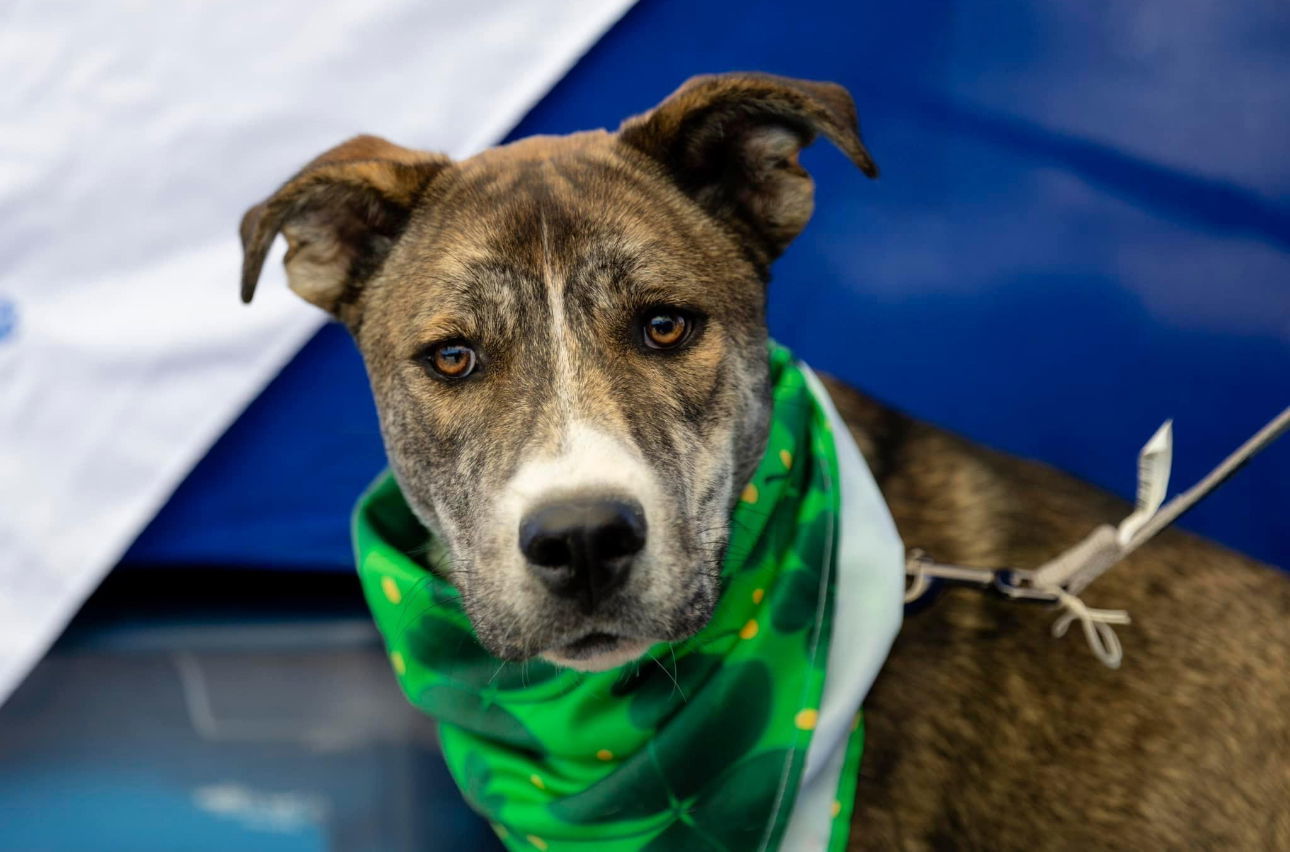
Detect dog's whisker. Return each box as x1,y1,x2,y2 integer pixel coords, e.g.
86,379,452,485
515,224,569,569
667,644,684,702
486,659,510,686
648,650,686,703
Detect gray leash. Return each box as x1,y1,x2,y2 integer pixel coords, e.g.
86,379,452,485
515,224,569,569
904,406,1290,668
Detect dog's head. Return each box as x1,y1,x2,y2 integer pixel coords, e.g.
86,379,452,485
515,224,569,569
241,73,876,670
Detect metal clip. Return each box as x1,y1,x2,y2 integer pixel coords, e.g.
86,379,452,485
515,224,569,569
991,569,1060,604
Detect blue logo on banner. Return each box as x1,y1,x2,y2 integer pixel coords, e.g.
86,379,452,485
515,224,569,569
0,297,16,343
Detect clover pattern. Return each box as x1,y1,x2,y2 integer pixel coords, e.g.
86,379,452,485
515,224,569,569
550,661,788,849
462,750,507,816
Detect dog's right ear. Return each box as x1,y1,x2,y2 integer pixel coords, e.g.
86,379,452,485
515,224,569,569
239,135,451,321
618,73,877,266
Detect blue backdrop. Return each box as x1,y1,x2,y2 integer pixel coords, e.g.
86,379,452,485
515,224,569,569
126,0,1290,570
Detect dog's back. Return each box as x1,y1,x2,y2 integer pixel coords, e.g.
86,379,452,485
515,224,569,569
824,376,1290,850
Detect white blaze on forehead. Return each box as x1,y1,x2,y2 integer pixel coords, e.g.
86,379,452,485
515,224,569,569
539,206,576,424
496,210,663,576
522,210,662,517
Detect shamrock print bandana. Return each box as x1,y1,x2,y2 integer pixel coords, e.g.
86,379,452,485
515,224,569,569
353,343,905,851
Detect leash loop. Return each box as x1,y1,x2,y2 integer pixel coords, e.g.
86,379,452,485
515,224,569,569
1051,591,1131,669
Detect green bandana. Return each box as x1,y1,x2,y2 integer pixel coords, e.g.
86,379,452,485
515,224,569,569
354,344,895,851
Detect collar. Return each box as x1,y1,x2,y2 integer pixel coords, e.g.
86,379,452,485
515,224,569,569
352,344,904,851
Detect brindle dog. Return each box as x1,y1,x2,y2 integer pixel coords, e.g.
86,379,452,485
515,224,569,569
240,73,1289,849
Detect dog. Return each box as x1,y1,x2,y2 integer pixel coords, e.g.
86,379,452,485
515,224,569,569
239,73,1289,849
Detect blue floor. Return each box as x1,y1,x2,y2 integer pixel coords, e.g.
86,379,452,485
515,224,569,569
0,571,502,851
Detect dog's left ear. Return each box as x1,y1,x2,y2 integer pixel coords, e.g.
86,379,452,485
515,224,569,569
239,134,451,322
618,73,877,264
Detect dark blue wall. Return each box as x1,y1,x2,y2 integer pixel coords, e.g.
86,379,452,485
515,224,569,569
127,0,1290,570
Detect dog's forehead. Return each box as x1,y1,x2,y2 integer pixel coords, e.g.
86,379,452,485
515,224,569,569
440,131,668,259
374,132,741,324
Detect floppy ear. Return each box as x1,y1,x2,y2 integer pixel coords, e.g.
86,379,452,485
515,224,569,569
617,72,877,264
239,134,451,321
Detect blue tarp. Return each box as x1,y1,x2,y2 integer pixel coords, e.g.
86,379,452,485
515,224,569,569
126,0,1290,571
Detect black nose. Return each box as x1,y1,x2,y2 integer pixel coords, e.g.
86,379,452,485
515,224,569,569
519,497,647,610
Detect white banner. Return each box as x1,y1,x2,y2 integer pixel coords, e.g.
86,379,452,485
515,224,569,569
0,0,635,704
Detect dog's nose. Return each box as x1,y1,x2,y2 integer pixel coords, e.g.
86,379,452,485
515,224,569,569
519,497,646,610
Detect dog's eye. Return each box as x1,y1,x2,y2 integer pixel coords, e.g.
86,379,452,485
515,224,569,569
422,341,477,379
642,309,694,350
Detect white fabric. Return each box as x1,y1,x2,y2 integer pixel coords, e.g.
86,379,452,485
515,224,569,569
780,366,906,850
0,0,635,705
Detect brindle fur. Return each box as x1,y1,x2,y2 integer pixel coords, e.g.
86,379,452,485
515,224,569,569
241,73,1289,848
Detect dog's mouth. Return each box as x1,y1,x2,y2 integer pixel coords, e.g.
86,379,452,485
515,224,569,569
561,631,622,657
524,579,720,672
541,630,656,672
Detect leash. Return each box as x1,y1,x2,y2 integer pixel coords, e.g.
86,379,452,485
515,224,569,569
904,406,1290,669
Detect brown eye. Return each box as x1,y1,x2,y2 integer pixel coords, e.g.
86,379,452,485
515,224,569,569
424,341,477,379
642,310,693,350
